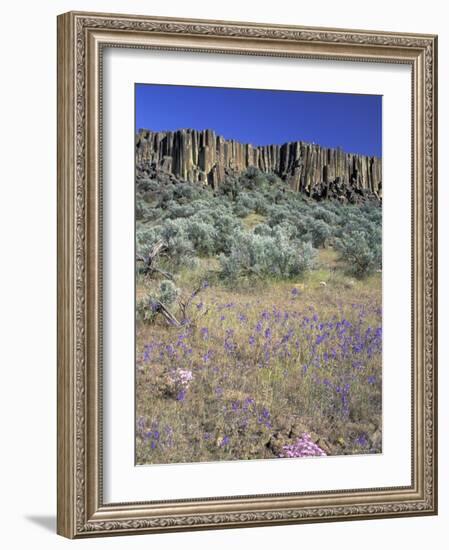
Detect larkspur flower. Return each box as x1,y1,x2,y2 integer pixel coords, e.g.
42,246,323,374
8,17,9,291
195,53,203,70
201,349,213,363
243,397,254,411
352,342,363,354
143,344,154,363
137,288,382,464
202,350,213,363
280,329,294,344
224,338,235,353
257,407,271,428
176,389,187,401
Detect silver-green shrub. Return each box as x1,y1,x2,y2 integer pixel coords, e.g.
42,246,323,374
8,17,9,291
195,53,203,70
335,226,382,277
220,230,316,281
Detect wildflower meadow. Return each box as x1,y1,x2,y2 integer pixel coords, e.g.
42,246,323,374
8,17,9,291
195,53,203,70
135,167,382,465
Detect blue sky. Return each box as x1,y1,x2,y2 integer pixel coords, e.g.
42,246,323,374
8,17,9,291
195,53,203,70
136,84,382,157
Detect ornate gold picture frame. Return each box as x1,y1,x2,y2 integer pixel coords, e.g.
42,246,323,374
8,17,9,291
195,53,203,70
57,11,437,538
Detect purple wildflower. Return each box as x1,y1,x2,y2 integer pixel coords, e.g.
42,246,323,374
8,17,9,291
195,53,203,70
202,350,212,363
279,433,326,458
176,389,187,401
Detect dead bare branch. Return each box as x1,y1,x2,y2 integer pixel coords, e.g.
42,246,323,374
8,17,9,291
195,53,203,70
178,281,207,321
137,240,174,280
151,299,181,327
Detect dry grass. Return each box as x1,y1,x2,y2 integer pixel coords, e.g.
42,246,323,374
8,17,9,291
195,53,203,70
136,258,382,465
242,212,266,230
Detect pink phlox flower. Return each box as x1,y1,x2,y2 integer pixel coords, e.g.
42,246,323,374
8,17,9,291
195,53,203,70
173,369,193,387
279,433,326,458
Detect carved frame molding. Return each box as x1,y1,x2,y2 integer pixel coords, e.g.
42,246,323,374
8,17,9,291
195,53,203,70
57,11,437,538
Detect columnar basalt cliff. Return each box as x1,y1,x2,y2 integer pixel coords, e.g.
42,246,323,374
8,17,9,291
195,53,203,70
136,128,382,203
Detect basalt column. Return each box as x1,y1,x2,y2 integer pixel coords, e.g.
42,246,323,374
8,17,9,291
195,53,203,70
136,128,382,199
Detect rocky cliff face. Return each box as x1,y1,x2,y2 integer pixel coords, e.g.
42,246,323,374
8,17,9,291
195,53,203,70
136,128,382,202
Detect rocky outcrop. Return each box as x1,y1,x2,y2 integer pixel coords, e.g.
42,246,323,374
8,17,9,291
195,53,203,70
136,128,382,201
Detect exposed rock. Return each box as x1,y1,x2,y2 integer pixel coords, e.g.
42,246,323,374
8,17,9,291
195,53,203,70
266,433,291,456
266,427,333,457
136,128,382,203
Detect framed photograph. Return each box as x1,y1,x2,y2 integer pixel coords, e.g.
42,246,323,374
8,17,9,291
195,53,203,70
57,11,438,538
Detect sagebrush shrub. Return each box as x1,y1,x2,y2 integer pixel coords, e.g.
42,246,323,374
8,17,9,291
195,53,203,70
136,279,180,325
336,227,381,277
135,169,382,278
220,230,316,281
136,226,163,257
183,219,217,256
158,279,179,305
309,219,332,248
